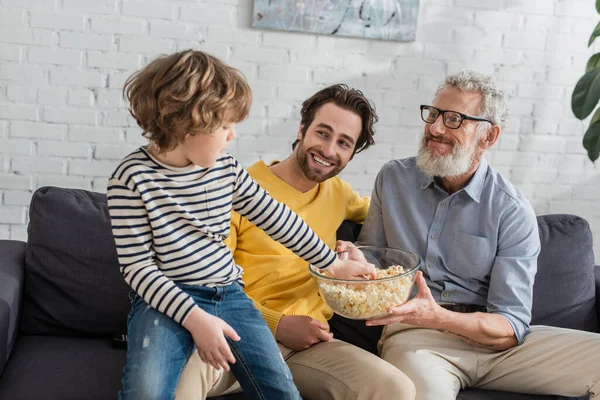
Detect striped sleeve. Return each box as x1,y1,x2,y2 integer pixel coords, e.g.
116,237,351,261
107,176,198,325
230,158,336,269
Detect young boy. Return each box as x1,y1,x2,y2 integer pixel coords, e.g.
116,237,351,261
107,50,375,400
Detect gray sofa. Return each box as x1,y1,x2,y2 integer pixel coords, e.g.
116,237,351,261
0,186,598,400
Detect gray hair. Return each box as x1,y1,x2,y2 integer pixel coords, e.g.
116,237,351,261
435,70,509,129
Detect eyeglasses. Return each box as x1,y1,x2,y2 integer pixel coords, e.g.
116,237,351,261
420,105,493,129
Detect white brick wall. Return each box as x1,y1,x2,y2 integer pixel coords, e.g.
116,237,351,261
0,0,599,264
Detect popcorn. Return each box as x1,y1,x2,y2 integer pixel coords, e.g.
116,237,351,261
316,265,415,319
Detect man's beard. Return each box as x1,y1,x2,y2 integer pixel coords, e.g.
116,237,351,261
416,135,479,178
296,144,342,183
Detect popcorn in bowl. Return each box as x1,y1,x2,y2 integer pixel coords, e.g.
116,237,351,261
309,246,420,320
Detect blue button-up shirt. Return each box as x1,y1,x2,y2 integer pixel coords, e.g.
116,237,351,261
357,157,540,343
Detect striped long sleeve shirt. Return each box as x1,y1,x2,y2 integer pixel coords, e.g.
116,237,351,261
107,148,337,325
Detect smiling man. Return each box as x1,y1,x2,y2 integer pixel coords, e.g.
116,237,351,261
175,84,416,400
343,70,600,399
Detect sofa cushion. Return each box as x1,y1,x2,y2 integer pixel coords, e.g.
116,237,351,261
531,214,597,332
20,187,130,336
0,336,125,400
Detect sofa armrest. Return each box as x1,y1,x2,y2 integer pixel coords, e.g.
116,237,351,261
596,265,600,332
0,240,26,375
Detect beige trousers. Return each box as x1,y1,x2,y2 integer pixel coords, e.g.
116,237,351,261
176,339,416,400
379,323,600,400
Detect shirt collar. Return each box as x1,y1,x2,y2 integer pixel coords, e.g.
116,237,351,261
418,157,489,203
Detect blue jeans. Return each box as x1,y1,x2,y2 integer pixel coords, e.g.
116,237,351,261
118,282,300,400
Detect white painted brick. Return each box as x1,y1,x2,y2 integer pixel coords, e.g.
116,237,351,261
457,0,506,8
0,105,37,120
236,136,291,154
96,89,125,108
517,83,564,100
180,4,234,25
503,31,547,50
9,224,27,241
276,83,318,102
266,103,292,119
0,63,45,85
44,108,97,124
119,36,172,54
369,40,423,57
49,67,105,87
394,57,446,77
92,178,108,192
312,69,366,87
149,21,193,40
564,138,587,155
520,136,567,153
539,154,586,172
0,139,34,155
60,32,113,51
36,174,92,190
205,26,257,45
231,46,285,65
474,10,523,29
505,0,553,15
94,143,137,160
37,87,68,105
30,12,84,31
69,126,121,143
101,110,134,127
423,5,476,25
492,151,539,167
38,141,90,158
6,85,37,102
547,68,581,86
69,159,118,177
122,1,176,20
533,101,566,119
497,134,519,151
546,32,589,53
534,184,573,200
124,129,147,145
0,206,25,224
4,190,32,206
0,225,8,240
67,89,94,106
236,118,266,136
342,54,392,75
0,43,20,61
12,156,64,174
108,70,135,89
554,1,595,18
0,8,26,26
10,121,65,140
87,52,141,69
497,66,544,83
90,16,146,35
31,29,54,47
416,23,454,44
423,43,475,62
532,119,559,135
454,28,503,47
28,47,81,66
259,65,309,83
261,31,314,49
63,0,116,14
474,48,522,65
0,174,32,190
2,0,57,9
557,119,585,136
0,26,32,44
525,15,571,33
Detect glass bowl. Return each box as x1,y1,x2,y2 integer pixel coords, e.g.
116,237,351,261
309,246,421,320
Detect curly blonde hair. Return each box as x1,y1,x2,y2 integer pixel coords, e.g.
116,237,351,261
124,50,252,151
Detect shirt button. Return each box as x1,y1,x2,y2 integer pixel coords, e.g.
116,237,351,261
428,263,432,268
431,235,436,239
441,202,446,207
443,292,449,298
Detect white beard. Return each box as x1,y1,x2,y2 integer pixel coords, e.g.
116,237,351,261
416,136,478,178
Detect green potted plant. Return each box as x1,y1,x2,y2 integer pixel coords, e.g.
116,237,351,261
571,0,600,162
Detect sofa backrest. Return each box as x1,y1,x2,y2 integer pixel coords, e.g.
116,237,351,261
531,214,597,332
20,187,130,337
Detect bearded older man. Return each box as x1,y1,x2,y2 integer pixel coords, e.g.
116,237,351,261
334,70,600,400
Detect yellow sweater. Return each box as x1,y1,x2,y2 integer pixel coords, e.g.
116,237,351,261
226,160,370,335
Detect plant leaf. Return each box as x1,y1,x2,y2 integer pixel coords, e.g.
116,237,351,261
597,0,600,14
571,67,600,119
587,53,600,72
583,117,600,162
589,21,600,46
583,107,600,161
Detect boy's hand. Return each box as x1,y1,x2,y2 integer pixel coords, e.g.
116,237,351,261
183,308,240,371
326,257,376,280
335,240,368,263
